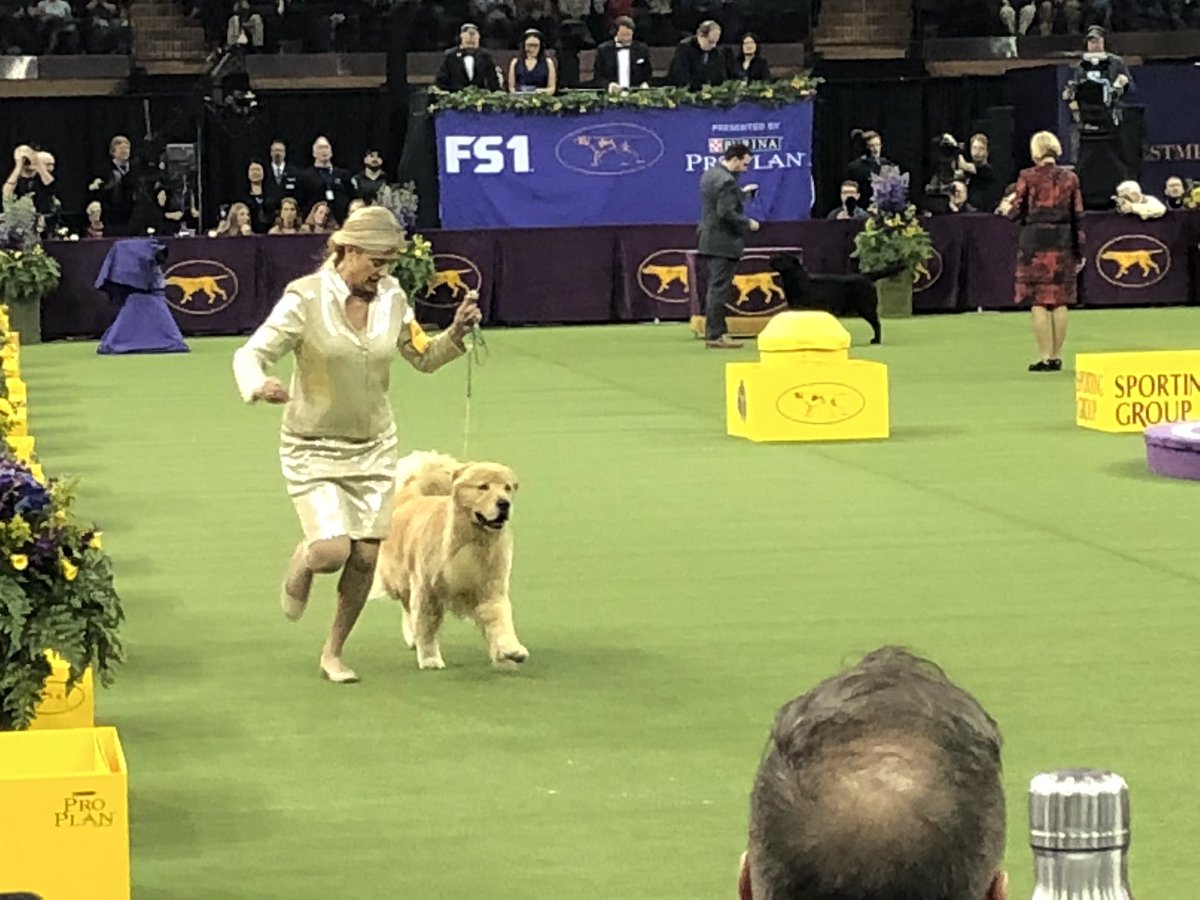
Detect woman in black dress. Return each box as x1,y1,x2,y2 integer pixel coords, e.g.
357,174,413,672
731,33,771,82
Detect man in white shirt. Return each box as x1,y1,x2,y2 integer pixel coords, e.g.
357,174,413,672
435,22,501,93
594,15,653,92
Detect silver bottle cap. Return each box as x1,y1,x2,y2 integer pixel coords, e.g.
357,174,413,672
1029,769,1130,852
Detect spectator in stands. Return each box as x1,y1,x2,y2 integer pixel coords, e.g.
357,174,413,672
1114,180,1166,219
3,144,56,216
738,647,1007,900
241,161,276,234
269,196,302,234
1000,0,1036,34
508,27,558,92
594,15,652,91
212,202,254,236
471,0,515,46
945,180,976,212
299,136,351,223
89,135,135,231
85,200,104,238
265,140,299,205
32,0,79,52
301,200,337,233
1163,175,1186,209
84,0,130,53
846,129,894,203
826,180,868,220
730,32,769,82
957,133,1001,213
226,0,263,49
514,0,558,44
436,23,503,92
351,149,386,206
667,19,728,90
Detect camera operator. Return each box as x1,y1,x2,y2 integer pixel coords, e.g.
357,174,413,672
1063,26,1132,132
925,132,966,212
826,180,868,220
956,133,1002,212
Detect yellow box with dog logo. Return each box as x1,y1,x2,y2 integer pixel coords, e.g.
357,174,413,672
27,651,96,732
1075,350,1200,433
725,312,889,442
0,727,130,900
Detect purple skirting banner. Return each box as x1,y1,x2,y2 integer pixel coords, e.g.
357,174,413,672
39,211,1200,341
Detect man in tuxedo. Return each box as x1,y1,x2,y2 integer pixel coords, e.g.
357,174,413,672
435,22,501,92
667,20,729,91
264,139,299,204
298,135,352,222
593,15,652,92
697,143,759,350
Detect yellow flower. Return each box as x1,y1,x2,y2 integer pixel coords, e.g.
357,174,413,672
10,553,27,571
61,558,78,581
764,89,774,99
413,249,424,259
54,509,67,525
88,531,103,550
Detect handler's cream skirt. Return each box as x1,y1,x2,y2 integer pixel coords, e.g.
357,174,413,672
280,425,399,543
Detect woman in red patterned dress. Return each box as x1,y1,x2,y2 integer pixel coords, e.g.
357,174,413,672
1000,131,1085,372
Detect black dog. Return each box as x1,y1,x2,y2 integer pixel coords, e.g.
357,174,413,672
770,253,903,345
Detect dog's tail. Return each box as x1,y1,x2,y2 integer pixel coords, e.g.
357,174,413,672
394,450,461,500
860,263,907,282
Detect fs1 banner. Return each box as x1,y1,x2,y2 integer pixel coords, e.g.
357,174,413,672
435,101,814,230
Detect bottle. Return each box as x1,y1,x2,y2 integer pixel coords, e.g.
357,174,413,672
1029,769,1133,900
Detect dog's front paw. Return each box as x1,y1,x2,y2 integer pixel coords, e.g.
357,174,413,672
492,643,529,668
417,649,446,670
871,337,882,345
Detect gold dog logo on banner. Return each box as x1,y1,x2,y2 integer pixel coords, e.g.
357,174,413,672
913,247,943,293
776,382,867,425
165,261,238,315
637,249,690,304
1096,235,1171,288
727,254,787,317
423,254,483,310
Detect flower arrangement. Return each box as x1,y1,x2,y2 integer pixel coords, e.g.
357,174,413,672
851,166,934,275
0,197,62,344
390,233,436,300
429,75,821,115
375,181,420,232
0,460,124,730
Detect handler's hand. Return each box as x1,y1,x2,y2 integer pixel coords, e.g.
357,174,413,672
255,377,289,404
450,290,482,341
748,218,760,232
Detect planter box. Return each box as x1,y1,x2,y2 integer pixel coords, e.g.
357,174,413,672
28,651,95,732
0,727,130,899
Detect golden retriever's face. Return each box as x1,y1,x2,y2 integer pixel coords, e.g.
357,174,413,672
453,463,518,530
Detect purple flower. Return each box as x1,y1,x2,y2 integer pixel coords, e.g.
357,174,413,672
870,166,910,214
0,458,50,520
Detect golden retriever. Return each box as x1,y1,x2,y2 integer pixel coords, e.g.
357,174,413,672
374,451,527,671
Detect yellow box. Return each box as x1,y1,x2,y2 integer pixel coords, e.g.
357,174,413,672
0,727,130,900
726,311,889,442
7,434,35,465
28,651,96,732
1076,350,1200,433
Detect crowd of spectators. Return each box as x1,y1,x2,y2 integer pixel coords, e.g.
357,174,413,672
919,0,1200,39
0,0,130,54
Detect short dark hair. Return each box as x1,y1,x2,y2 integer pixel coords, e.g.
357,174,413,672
747,647,1005,900
614,15,635,31
724,143,751,161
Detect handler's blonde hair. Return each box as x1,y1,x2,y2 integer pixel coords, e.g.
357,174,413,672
1030,131,1062,164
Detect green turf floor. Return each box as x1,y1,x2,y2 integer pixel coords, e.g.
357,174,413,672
23,308,1200,898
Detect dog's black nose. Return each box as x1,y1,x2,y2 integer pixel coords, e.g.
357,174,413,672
497,498,511,512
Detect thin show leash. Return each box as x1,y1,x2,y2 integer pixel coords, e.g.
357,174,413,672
462,323,488,459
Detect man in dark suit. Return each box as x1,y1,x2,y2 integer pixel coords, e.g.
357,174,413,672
297,135,352,222
698,143,759,350
593,15,652,92
435,22,501,92
667,20,729,91
264,138,299,205
88,134,136,232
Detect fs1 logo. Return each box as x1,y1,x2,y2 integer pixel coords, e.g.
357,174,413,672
444,135,532,174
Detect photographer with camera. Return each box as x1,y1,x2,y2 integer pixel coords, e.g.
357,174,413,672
826,180,868,220
925,133,967,213
956,133,1002,213
1063,26,1132,131
3,144,57,217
